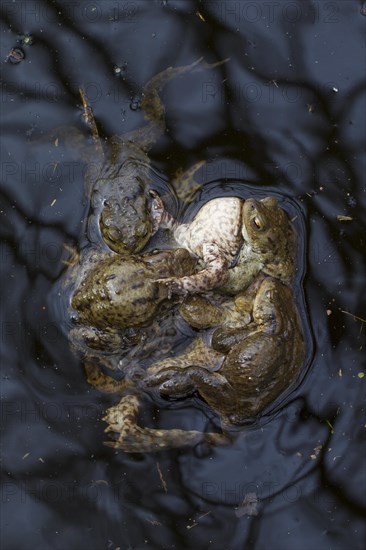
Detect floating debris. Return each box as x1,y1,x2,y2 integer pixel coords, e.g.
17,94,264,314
325,419,334,434
156,461,167,493
18,34,33,46
235,493,259,517
186,511,211,530
91,479,109,486
113,64,126,78
310,444,323,460
7,47,25,64
341,310,366,324
130,96,141,111
337,215,353,222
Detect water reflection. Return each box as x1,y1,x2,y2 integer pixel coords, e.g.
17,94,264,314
1,1,365,548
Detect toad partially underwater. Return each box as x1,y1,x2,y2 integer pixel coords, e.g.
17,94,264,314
145,277,305,426
53,57,228,255
59,58,307,452
155,194,296,295
63,58,229,362
89,276,305,451
81,193,304,451
67,247,196,361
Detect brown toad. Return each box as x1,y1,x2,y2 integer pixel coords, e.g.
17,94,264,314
47,58,228,255
62,58,230,360
144,276,305,425
67,247,196,357
94,276,305,451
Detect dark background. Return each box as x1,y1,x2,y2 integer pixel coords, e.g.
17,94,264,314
1,1,365,549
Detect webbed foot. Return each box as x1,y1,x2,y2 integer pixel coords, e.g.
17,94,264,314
145,367,195,397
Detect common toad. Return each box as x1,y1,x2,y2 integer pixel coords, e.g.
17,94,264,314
156,196,296,295
144,277,305,425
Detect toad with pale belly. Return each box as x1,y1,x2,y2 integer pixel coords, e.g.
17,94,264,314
156,195,296,295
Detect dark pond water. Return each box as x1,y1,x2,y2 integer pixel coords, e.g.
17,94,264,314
1,1,365,549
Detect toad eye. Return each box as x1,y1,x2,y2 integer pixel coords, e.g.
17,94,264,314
251,215,263,230
105,226,120,242
135,222,149,238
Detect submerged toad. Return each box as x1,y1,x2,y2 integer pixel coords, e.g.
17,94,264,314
156,195,296,295
83,59,197,253
62,58,229,361
47,58,228,255
85,58,229,254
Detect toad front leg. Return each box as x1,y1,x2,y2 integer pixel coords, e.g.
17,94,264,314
156,195,243,295
157,243,229,296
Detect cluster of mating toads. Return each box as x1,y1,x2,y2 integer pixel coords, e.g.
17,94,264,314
64,59,306,452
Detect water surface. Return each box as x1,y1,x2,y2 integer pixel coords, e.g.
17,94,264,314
1,1,365,549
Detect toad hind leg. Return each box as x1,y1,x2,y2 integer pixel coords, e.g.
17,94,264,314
141,57,229,133
115,57,230,152
146,337,224,379
103,394,230,452
171,160,206,204
84,362,132,394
